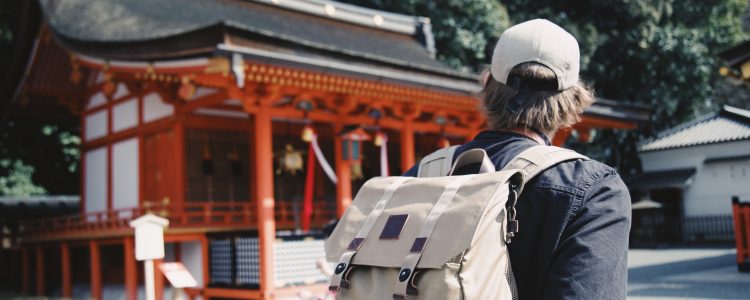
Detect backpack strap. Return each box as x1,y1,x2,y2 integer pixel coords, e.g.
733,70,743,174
417,145,460,178
501,145,588,191
499,145,588,243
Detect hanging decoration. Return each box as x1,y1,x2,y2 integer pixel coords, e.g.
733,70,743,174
368,107,389,177
311,133,338,184
302,134,316,232
202,144,214,201
276,144,304,175
341,127,371,180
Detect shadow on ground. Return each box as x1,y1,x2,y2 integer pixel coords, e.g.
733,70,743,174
628,252,750,299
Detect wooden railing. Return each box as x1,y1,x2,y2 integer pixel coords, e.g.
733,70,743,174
20,200,336,239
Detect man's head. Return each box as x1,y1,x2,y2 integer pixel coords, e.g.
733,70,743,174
482,19,594,133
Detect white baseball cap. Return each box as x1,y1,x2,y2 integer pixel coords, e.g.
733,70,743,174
490,19,580,91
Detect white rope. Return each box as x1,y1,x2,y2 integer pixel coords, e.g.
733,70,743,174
311,134,338,184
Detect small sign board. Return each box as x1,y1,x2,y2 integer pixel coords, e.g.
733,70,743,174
159,262,198,288
129,214,169,261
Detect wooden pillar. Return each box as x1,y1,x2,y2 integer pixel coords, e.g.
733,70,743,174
254,105,276,299
400,119,416,173
124,238,137,300
334,124,352,217
552,127,573,147
155,259,165,300
90,240,102,300
35,245,44,296
22,246,30,294
61,243,72,298
200,235,210,287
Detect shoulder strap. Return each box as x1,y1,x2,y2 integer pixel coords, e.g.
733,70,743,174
501,145,588,191
417,145,460,178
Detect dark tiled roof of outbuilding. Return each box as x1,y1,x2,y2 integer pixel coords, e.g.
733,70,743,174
639,105,750,152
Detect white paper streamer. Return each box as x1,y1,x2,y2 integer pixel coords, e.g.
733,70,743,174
311,134,338,184
380,133,389,177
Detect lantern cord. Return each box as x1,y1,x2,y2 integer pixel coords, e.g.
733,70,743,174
379,133,389,177
311,134,338,184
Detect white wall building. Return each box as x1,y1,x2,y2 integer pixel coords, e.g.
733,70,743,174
632,105,750,242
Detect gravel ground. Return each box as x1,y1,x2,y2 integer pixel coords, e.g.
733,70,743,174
628,248,750,300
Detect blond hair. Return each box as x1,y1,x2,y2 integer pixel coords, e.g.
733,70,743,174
481,62,594,132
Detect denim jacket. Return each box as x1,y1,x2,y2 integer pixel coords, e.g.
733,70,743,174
404,131,631,300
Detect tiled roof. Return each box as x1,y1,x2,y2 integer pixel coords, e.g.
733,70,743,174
639,105,750,152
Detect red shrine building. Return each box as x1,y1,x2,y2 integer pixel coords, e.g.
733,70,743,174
2,0,649,299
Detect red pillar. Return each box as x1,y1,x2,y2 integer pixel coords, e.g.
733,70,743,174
400,120,416,173
35,245,44,296
61,243,72,298
22,247,30,294
201,236,210,287
155,259,165,300
254,105,276,298
334,124,352,218
90,240,102,300
124,238,137,300
552,127,573,147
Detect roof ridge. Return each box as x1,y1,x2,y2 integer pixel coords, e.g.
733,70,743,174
722,104,750,122
249,0,426,35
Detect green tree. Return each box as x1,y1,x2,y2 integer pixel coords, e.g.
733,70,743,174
341,0,511,72
342,0,749,174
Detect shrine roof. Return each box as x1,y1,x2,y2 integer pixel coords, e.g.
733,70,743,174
39,0,476,85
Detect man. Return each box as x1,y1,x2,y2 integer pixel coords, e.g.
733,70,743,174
404,19,631,299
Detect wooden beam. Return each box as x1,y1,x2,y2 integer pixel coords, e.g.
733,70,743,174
35,245,44,296
124,238,137,300
61,243,72,298
90,240,102,300
204,287,261,299
253,105,277,299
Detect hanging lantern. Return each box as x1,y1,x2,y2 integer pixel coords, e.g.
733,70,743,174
276,144,304,175
301,124,315,143
373,131,386,147
202,145,214,175
178,76,196,100
228,148,242,175
341,126,371,180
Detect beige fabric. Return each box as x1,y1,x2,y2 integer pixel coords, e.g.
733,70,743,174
326,145,587,299
330,177,411,290
417,145,459,178
448,148,496,175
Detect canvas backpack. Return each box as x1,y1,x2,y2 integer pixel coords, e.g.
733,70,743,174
325,145,587,299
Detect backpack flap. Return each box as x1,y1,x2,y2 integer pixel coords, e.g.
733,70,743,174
325,171,517,269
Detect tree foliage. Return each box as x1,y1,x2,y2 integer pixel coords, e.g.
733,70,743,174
341,0,511,72
341,0,749,174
